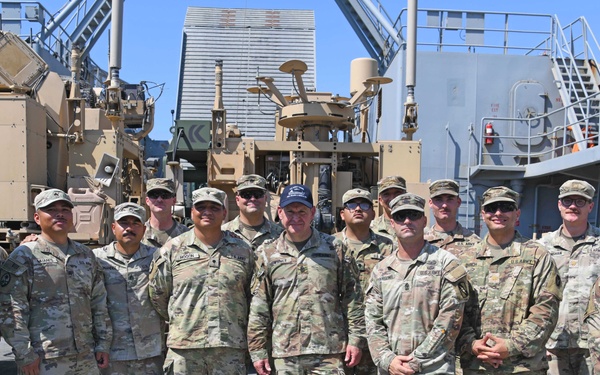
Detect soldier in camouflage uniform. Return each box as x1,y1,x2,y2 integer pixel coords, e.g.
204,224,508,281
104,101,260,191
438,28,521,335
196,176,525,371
458,186,562,374
93,203,164,374
248,184,365,375
539,180,600,374
222,174,283,251
335,188,394,375
371,176,407,240
149,187,254,375
0,246,7,261
142,178,189,247
0,189,112,374
584,276,600,374
366,193,469,374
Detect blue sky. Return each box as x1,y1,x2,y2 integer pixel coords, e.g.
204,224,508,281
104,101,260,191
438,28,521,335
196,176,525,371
39,1,600,141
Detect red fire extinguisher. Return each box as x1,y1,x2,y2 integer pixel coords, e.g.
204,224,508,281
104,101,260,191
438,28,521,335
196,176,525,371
484,123,494,145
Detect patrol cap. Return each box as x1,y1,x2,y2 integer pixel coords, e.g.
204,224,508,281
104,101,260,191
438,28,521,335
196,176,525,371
114,202,146,222
34,189,74,211
558,179,595,200
342,188,373,205
279,184,313,208
377,176,407,195
390,193,426,215
147,178,175,194
192,187,226,207
236,174,267,192
481,186,520,207
429,179,459,198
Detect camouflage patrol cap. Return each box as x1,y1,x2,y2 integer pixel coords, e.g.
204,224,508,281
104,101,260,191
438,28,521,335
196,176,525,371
236,174,267,192
481,186,520,206
114,202,146,222
377,176,407,195
342,188,373,205
558,179,595,200
192,187,226,207
34,189,74,210
429,179,459,198
390,193,426,215
146,178,175,194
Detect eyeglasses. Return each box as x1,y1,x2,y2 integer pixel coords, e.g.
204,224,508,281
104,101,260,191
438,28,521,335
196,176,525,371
560,197,590,208
483,202,517,213
147,191,173,200
345,202,372,211
392,210,424,222
239,190,265,200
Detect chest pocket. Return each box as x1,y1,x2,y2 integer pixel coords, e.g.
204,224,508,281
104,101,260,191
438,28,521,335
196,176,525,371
499,265,528,324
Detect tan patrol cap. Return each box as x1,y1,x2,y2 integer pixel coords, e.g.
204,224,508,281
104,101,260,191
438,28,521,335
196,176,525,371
429,179,459,198
236,174,267,191
377,176,407,195
147,178,175,194
34,189,74,210
558,179,595,200
481,186,519,206
192,187,226,207
114,202,146,222
342,188,373,205
390,193,425,215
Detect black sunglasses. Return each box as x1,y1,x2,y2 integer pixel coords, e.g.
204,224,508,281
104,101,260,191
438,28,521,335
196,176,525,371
392,210,424,222
560,197,590,208
345,202,372,211
483,202,517,213
147,191,173,200
239,190,265,200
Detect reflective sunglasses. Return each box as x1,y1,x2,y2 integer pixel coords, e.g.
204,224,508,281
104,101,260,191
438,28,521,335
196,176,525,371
239,190,265,200
560,197,590,208
345,202,372,211
483,202,517,213
392,210,424,222
147,191,173,200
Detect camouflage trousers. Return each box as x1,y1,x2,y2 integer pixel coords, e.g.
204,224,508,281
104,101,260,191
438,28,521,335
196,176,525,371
24,351,99,375
163,347,246,375
100,355,164,375
345,348,377,375
464,371,547,375
273,353,345,374
547,348,592,375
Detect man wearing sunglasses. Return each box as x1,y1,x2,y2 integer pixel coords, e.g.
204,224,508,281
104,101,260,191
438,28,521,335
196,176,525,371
538,180,599,374
248,184,365,375
149,187,254,374
222,174,283,251
366,193,469,374
335,188,394,375
142,178,189,248
371,176,407,241
459,186,561,374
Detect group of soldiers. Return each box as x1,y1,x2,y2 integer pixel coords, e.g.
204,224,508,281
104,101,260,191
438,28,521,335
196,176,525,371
0,173,600,375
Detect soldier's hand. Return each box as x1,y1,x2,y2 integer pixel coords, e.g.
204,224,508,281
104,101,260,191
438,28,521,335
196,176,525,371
96,352,109,369
344,345,362,367
253,358,271,375
21,234,39,244
480,333,509,359
20,355,41,375
388,355,415,375
472,333,503,368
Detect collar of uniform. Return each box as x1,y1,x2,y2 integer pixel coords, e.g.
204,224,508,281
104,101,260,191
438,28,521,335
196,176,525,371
388,242,432,273
341,228,380,248
478,231,525,259
38,237,80,257
281,228,321,255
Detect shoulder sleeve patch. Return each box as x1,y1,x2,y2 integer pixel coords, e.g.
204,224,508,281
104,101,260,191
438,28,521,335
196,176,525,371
443,259,467,283
1,258,27,276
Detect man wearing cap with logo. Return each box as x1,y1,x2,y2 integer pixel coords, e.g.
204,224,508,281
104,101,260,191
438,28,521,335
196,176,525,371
93,203,164,374
366,193,469,374
335,188,394,374
458,186,561,374
371,176,407,240
248,184,365,375
149,187,253,374
222,174,283,251
143,178,189,248
0,188,111,374
538,180,600,374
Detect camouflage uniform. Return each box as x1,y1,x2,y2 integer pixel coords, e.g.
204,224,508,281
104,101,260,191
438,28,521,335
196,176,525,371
424,222,480,258
142,220,189,248
222,215,283,251
0,246,7,261
247,229,365,371
370,215,396,241
93,242,164,374
148,229,253,373
458,232,562,373
539,224,600,373
584,276,600,374
0,237,112,371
